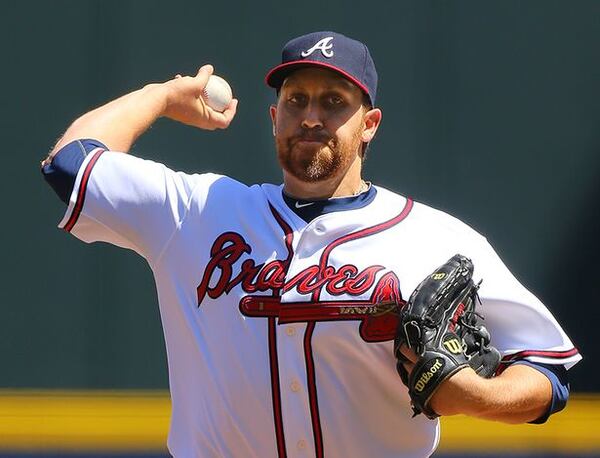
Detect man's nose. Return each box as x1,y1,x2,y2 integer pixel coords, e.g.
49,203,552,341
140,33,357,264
301,102,323,129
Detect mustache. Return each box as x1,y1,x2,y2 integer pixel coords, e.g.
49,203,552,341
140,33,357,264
291,130,332,144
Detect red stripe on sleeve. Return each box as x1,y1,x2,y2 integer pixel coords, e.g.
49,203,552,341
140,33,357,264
63,149,105,233
496,347,580,375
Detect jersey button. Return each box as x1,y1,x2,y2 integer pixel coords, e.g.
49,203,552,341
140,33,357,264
285,327,296,336
290,380,301,392
297,439,307,450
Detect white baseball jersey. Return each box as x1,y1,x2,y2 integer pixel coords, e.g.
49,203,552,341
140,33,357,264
58,148,581,458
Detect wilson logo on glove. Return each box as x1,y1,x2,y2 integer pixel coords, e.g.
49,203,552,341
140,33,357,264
414,358,444,393
394,254,501,419
442,336,464,354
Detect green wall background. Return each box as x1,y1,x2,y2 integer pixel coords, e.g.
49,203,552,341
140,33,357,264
1,1,598,390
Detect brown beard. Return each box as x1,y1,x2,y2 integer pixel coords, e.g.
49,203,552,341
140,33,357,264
276,128,363,183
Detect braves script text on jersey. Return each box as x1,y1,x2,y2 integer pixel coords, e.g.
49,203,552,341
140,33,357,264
55,148,581,458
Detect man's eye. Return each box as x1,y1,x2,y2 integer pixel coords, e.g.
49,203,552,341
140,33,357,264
327,96,344,105
288,95,305,105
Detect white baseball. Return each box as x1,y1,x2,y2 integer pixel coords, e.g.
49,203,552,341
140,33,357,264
202,75,233,112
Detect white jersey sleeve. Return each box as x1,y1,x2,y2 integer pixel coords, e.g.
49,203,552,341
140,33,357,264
57,147,220,264
407,200,581,371
472,235,581,369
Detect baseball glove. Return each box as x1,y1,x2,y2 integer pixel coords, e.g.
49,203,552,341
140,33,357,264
394,254,500,419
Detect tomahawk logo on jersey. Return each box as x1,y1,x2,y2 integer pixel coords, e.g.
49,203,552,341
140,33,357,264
196,200,410,343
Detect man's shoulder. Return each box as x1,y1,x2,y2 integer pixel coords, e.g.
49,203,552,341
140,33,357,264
188,176,279,209
373,184,486,240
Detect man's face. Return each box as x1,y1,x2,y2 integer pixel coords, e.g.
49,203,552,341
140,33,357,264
270,67,369,184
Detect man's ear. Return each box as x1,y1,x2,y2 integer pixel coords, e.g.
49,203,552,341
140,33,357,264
269,105,277,136
361,108,382,143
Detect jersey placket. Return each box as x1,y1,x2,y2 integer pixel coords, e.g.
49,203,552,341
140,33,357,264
275,217,335,458
275,317,313,457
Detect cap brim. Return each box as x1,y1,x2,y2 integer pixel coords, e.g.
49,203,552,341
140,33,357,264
265,60,371,99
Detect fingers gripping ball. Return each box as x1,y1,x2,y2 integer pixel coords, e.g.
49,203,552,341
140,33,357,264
202,75,233,112
394,254,501,419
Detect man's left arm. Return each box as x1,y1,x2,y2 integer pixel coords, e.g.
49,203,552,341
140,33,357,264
395,235,578,424
398,345,568,424
429,231,578,424
430,364,555,423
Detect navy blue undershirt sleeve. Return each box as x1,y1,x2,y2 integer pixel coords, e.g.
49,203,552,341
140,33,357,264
514,361,570,424
41,139,107,204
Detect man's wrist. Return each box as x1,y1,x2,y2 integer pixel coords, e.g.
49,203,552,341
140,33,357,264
142,83,171,119
428,367,487,417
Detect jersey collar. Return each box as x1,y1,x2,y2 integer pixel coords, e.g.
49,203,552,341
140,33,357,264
281,184,377,223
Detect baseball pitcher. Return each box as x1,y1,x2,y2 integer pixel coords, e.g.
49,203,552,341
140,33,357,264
42,31,580,457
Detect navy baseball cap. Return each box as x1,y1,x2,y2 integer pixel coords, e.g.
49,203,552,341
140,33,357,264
266,31,378,106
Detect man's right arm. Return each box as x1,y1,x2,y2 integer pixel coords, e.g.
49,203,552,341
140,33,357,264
41,65,238,262
42,64,238,166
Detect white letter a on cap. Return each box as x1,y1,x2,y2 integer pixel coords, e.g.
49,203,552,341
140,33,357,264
301,37,334,58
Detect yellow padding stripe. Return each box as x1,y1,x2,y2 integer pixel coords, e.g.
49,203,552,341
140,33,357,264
0,390,599,452
438,394,600,452
0,390,169,452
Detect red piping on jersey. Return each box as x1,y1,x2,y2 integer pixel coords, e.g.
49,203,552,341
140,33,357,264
268,316,287,458
311,197,413,302
496,347,580,375
261,201,414,458
306,198,413,457
269,204,294,278
268,204,294,457
63,149,105,232
304,321,324,458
